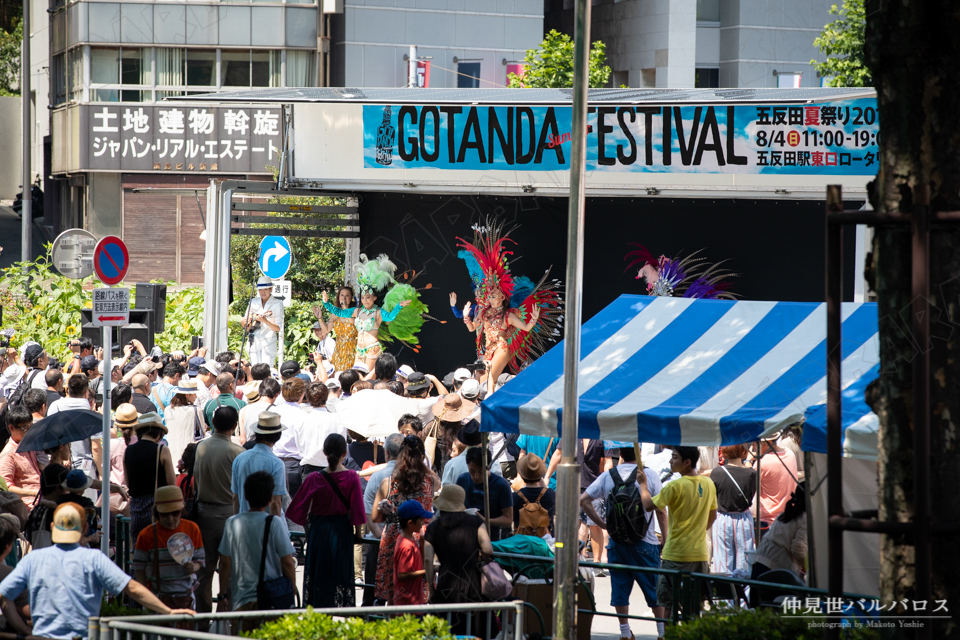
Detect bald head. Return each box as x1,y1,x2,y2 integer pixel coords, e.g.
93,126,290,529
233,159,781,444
131,373,150,393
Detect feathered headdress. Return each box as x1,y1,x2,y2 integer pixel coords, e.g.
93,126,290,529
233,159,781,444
624,244,738,300
354,253,397,296
456,219,516,305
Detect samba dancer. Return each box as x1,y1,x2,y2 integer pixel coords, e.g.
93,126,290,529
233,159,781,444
322,254,423,373
312,285,358,372
456,219,562,389
240,276,284,367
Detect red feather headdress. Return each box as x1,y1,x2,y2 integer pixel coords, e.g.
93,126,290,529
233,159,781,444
456,220,516,304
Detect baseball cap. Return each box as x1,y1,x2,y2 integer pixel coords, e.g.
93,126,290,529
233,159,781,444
51,502,85,544
397,499,434,522
136,359,161,375
80,355,99,372
453,368,471,382
460,378,481,401
325,378,341,391
200,360,221,376
280,360,300,378
186,356,205,376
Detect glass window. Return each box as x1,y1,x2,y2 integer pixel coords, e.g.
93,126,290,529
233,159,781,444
285,7,317,47
695,68,719,88
154,4,186,45
252,50,281,87
251,7,283,47
186,49,216,86
221,50,250,87
219,6,251,46
286,50,315,87
157,48,184,88
52,53,66,105
68,48,83,101
185,6,218,46
91,48,120,84
696,0,720,22
121,3,153,44
457,62,480,88
89,3,120,43
120,48,151,101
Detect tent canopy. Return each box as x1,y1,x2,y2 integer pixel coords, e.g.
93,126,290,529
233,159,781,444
481,295,879,447
802,364,880,460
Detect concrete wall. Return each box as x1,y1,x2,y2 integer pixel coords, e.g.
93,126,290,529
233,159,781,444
720,0,832,88
547,0,834,88
0,97,22,201
335,0,543,88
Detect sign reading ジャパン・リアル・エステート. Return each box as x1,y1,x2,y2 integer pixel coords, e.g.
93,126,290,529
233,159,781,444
363,98,878,175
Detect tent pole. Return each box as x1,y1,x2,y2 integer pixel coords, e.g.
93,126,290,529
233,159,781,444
554,0,590,636
481,432,491,537
755,440,761,544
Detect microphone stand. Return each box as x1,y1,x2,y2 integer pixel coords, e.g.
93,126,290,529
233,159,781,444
238,252,261,365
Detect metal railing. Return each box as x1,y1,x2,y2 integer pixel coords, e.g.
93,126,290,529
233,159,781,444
493,550,875,632
93,601,524,640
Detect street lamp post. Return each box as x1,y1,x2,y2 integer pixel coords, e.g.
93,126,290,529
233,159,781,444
21,0,31,262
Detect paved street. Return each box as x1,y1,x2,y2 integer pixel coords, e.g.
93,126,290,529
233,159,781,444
0,204,47,270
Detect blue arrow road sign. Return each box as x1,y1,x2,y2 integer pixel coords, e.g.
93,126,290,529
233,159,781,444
259,235,292,279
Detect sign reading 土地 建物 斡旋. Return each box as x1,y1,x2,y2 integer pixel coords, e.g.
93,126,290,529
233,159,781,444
79,105,282,173
363,98,879,175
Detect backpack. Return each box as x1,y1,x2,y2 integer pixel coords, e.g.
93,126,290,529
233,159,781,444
515,488,551,538
605,466,651,545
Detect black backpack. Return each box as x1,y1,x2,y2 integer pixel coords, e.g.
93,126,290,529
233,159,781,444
605,466,651,545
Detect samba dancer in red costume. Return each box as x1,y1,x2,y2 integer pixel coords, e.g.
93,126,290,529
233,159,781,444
456,219,562,389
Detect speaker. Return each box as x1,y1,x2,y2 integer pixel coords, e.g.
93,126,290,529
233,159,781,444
135,283,167,333
81,309,155,353
119,324,151,352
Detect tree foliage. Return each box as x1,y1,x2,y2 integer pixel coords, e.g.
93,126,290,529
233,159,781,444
508,29,611,89
811,0,870,87
0,18,21,97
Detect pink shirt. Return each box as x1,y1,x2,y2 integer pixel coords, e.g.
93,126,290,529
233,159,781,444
0,439,41,508
758,449,799,523
286,469,366,527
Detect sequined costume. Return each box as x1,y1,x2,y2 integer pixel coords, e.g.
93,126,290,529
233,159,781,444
456,218,563,374
322,302,403,359
329,315,358,372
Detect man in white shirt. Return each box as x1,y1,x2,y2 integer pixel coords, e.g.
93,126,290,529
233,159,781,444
47,373,100,500
271,378,307,498
192,359,220,408
239,378,280,445
296,382,346,475
240,277,284,368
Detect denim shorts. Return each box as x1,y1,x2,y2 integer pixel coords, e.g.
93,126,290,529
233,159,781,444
607,540,661,608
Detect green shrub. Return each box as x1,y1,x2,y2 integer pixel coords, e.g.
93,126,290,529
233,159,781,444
242,609,455,640
664,608,880,640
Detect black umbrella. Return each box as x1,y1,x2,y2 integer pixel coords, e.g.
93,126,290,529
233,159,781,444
17,409,107,453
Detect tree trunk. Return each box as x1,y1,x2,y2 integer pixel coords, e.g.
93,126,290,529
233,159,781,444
864,1,960,634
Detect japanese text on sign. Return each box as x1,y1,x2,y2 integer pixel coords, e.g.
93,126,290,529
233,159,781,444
82,105,281,173
362,98,878,176
92,288,130,327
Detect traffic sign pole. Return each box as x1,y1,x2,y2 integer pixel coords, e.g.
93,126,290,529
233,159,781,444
100,326,111,556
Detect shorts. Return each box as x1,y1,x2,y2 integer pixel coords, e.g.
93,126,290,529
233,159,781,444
580,498,605,526
656,559,709,611
607,540,661,608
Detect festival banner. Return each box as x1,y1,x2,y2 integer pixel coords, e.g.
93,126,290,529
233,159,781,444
363,98,879,175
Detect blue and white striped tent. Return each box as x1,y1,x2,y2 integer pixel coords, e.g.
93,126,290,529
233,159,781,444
802,363,880,460
481,295,879,447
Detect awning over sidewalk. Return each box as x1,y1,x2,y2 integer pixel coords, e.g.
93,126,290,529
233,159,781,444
481,295,879,446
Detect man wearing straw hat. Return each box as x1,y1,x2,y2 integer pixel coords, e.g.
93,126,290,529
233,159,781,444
240,277,284,368
230,412,286,515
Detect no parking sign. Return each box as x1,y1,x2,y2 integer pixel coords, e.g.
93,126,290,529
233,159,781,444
93,236,129,285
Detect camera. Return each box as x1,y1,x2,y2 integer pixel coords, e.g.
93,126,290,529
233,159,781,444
0,329,13,349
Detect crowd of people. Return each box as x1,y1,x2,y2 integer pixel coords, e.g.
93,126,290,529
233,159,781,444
0,335,806,640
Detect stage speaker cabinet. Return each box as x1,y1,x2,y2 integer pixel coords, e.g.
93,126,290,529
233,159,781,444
135,283,167,333
81,309,155,353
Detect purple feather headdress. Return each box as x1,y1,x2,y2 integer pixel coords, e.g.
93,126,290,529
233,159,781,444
624,244,739,300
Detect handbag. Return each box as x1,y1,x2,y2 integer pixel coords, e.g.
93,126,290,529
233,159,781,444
423,418,440,467
192,407,205,442
479,557,512,601
257,515,296,610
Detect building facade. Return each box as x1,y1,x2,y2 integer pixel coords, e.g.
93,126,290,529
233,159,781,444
545,0,835,89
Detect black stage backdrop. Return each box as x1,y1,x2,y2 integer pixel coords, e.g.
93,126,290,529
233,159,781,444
359,194,860,377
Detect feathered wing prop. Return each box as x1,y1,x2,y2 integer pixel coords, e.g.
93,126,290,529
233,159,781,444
377,283,428,349
625,244,739,300
504,269,564,374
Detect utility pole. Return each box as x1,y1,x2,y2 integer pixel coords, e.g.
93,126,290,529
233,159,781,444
554,0,591,637
21,0,31,261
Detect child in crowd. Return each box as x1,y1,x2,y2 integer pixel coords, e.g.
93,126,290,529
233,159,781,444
393,500,433,606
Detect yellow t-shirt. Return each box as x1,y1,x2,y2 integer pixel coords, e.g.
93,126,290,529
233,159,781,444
651,474,717,562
